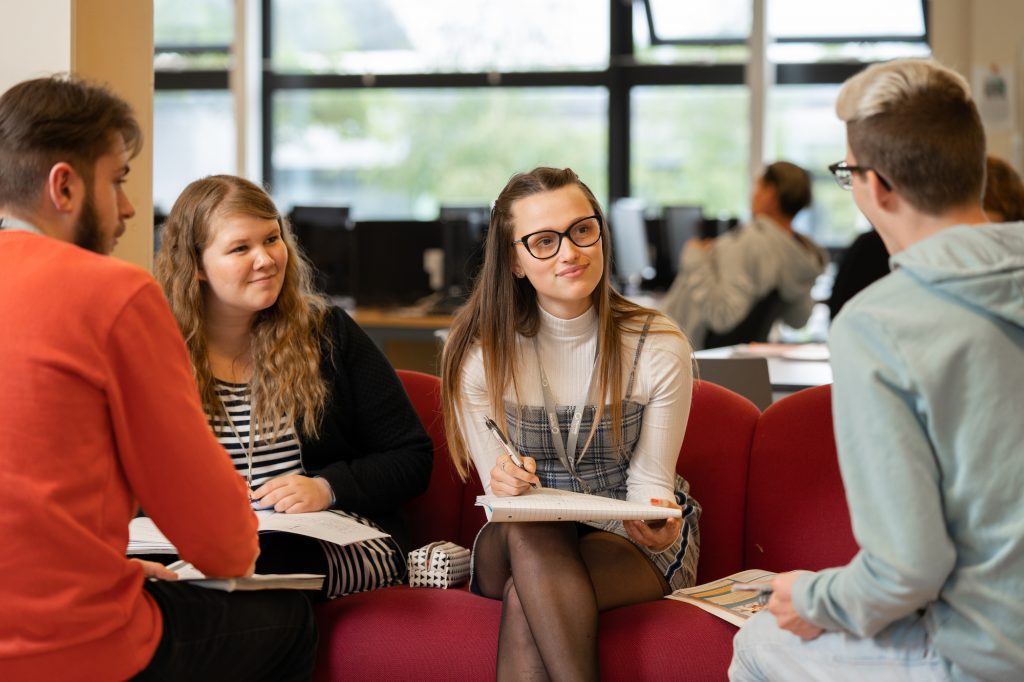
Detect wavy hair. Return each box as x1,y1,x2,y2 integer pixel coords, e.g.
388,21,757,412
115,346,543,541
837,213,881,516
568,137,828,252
155,175,331,440
440,167,684,480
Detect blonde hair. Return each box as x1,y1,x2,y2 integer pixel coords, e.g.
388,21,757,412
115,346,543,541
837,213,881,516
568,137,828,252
440,167,684,480
155,175,332,440
836,59,985,214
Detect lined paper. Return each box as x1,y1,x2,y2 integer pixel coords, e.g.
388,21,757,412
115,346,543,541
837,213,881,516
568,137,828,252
477,488,683,522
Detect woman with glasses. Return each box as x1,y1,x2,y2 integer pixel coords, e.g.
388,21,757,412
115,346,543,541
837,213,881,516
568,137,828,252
441,167,700,680
154,175,433,600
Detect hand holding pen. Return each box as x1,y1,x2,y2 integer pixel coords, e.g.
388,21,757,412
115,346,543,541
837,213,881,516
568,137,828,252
483,417,540,494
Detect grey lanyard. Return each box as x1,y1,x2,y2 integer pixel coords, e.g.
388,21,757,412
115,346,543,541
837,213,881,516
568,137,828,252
534,337,598,494
0,217,43,235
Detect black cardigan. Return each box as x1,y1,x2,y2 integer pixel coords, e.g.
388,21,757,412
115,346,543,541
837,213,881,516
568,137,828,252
299,307,433,553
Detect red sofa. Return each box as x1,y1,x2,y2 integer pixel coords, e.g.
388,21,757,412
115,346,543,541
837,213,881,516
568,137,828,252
314,372,858,681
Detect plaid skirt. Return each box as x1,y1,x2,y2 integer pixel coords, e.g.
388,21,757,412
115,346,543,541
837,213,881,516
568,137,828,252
502,399,701,591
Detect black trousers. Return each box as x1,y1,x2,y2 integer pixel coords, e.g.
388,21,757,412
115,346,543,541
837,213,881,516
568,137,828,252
132,580,318,682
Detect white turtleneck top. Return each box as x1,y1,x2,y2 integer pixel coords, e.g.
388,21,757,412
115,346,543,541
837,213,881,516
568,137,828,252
458,305,693,505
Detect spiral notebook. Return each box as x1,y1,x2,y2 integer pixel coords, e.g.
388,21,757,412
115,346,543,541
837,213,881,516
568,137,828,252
476,487,683,522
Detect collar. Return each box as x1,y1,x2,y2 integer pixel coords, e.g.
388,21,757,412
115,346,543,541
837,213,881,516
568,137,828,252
0,216,44,235
537,304,597,340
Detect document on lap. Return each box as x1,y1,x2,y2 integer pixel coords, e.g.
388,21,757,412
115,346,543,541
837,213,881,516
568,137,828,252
477,487,683,522
128,510,389,555
165,560,324,592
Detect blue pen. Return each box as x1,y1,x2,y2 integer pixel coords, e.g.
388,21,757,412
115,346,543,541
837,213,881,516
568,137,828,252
483,417,538,489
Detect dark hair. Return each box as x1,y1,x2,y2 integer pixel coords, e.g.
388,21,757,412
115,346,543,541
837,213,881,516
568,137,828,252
837,60,985,215
0,75,142,211
762,161,812,218
983,155,1024,222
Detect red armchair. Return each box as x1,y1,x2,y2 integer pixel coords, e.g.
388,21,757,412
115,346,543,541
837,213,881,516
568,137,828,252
314,373,857,681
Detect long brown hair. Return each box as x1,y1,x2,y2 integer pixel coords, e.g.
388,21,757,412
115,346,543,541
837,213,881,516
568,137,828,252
440,167,683,480
155,175,332,440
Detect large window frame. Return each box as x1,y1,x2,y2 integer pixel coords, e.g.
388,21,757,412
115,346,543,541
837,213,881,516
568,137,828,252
154,0,931,243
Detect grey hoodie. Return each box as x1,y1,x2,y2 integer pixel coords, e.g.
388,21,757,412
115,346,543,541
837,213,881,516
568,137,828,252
796,222,1024,681
660,215,828,349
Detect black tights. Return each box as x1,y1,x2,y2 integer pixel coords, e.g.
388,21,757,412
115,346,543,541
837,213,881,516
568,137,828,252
473,522,669,682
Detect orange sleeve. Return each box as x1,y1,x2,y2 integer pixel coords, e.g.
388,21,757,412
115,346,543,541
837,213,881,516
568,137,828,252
105,280,258,576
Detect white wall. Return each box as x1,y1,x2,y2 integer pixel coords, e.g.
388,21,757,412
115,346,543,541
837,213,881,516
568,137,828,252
930,0,1024,169
0,0,154,270
0,0,72,94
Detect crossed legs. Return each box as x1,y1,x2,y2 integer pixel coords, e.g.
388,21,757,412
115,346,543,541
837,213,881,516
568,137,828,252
473,522,668,682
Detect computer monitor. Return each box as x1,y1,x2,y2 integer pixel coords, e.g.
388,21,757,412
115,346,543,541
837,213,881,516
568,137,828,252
608,198,655,293
351,220,442,307
153,208,168,253
287,205,354,298
659,205,705,279
438,205,490,310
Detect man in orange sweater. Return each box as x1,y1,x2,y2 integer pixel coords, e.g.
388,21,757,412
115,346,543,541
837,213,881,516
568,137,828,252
0,76,316,680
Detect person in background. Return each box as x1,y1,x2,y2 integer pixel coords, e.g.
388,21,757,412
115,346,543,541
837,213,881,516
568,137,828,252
982,154,1024,222
155,174,433,600
826,227,889,321
662,161,828,349
730,59,1024,681
441,166,700,680
829,153,1024,321
0,76,316,680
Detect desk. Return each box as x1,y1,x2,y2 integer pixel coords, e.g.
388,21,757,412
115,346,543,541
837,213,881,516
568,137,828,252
693,343,833,397
350,308,452,375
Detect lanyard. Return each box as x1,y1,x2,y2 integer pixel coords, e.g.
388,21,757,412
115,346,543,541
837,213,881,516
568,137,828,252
0,217,43,235
534,337,598,494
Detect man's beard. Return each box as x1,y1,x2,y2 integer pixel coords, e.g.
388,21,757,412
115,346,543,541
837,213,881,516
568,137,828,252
72,189,105,254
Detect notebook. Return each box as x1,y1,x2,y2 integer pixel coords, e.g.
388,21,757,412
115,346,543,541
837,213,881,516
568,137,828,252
476,487,683,522
166,560,324,592
128,509,388,555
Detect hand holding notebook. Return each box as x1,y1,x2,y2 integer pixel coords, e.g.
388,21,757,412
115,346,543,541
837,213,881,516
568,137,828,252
477,487,683,523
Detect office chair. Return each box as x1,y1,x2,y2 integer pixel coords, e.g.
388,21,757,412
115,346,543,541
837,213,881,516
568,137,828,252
693,357,773,412
703,289,784,349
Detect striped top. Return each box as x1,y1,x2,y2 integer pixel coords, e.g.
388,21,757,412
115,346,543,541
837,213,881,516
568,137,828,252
208,380,406,598
211,380,303,492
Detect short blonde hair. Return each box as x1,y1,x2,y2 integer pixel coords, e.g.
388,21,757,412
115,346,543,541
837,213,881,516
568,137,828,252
836,59,985,215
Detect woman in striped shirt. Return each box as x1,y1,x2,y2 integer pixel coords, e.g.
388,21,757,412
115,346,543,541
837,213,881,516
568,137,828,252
155,175,433,599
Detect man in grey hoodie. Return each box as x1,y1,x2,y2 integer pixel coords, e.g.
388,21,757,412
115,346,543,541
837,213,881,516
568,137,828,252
661,161,827,349
730,59,1024,681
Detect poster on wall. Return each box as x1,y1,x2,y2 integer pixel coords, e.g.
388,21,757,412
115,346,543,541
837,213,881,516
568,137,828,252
973,63,1015,132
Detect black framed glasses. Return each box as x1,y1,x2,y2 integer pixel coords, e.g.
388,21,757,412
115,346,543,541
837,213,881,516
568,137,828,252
512,214,603,260
828,161,892,191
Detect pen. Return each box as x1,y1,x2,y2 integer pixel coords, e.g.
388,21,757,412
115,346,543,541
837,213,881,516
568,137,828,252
483,417,538,488
730,581,773,606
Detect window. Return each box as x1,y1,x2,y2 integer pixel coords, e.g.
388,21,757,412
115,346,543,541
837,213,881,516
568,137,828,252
154,91,236,212
154,1,930,248
631,86,749,216
153,0,234,213
768,84,868,245
272,0,608,74
273,88,607,218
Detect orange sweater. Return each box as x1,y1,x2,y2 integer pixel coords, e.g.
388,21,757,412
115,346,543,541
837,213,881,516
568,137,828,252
0,232,258,681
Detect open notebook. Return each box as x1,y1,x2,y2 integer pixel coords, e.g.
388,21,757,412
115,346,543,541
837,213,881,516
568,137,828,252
477,487,683,522
665,569,777,627
128,509,388,555
165,560,324,592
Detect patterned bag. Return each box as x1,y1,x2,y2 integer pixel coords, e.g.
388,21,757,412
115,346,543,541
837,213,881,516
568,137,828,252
407,541,471,589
